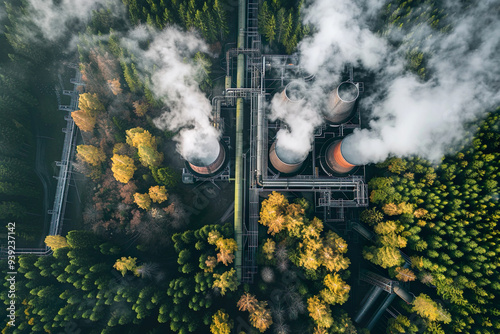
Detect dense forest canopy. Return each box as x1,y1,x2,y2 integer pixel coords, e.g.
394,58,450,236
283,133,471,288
0,0,499,333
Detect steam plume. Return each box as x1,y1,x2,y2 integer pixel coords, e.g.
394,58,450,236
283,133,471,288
342,0,500,164
281,0,500,165
269,80,323,163
120,26,220,165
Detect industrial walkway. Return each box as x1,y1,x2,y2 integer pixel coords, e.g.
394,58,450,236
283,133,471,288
1,65,82,257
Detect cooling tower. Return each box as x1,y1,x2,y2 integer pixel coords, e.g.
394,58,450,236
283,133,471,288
325,81,359,124
187,141,226,176
324,139,357,174
269,140,306,174
281,81,307,103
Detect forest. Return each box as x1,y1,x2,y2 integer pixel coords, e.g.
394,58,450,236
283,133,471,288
362,110,500,333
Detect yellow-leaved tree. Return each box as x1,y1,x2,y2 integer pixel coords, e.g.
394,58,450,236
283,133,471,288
76,145,106,166
72,93,105,132
79,92,105,115
71,109,96,132
113,256,139,277
126,127,164,167
249,301,273,333
134,193,151,210
111,154,136,183
307,295,333,329
319,273,350,305
44,235,68,250
210,310,233,334
149,185,168,203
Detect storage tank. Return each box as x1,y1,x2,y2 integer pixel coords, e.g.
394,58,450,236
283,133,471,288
269,140,306,174
325,81,359,124
187,141,226,176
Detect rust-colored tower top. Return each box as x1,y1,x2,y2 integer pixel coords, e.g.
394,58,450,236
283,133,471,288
188,141,226,175
269,141,306,174
326,140,356,174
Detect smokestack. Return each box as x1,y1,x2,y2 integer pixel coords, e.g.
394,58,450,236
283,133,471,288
269,140,306,174
281,81,307,103
325,81,359,124
187,141,226,175
324,139,357,174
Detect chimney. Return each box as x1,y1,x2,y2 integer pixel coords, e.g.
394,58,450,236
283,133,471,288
269,140,306,174
188,141,226,175
281,81,307,104
325,81,359,124
325,139,357,174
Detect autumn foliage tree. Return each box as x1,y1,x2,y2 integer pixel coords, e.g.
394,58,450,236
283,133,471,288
148,185,168,203
412,294,451,323
212,268,239,296
72,109,96,132
307,295,333,329
210,309,233,334
113,256,140,277
126,127,163,167
237,293,258,313
249,301,273,333
134,192,152,210
76,145,106,166
111,154,136,183
44,235,68,250
72,93,105,132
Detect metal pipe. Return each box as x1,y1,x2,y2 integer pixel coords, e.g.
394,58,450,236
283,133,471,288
234,0,246,281
354,285,384,323
256,93,264,183
366,293,397,331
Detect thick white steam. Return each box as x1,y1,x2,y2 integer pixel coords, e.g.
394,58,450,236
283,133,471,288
280,0,500,165
120,26,220,165
270,81,323,163
342,0,500,164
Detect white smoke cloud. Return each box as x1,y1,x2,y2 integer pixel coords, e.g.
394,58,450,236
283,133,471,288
278,0,500,165
343,0,500,164
299,0,388,75
24,0,124,41
120,26,220,164
269,87,323,163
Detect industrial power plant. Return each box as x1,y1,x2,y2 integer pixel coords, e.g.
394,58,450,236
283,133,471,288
177,0,401,331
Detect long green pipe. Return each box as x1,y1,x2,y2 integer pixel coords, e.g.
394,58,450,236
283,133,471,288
234,0,246,281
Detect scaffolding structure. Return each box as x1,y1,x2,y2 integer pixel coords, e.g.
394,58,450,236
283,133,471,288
1,65,82,257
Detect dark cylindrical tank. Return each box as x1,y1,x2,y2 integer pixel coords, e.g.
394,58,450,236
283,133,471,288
325,81,359,124
269,141,306,174
188,141,226,175
324,139,357,174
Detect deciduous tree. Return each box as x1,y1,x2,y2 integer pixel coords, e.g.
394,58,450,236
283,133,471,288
149,185,168,203
44,235,68,250
111,154,136,183
76,145,106,166
134,193,151,210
